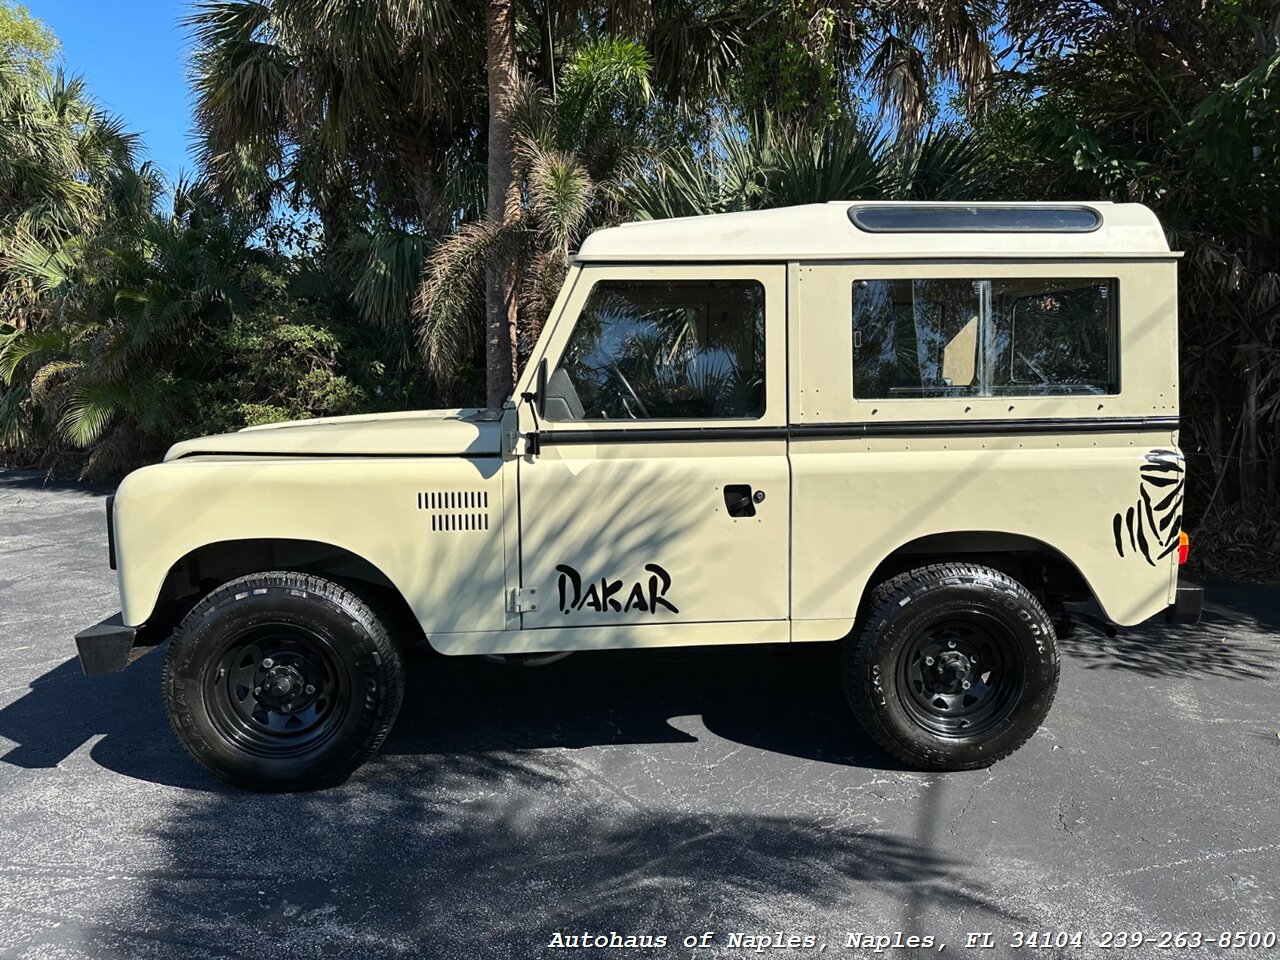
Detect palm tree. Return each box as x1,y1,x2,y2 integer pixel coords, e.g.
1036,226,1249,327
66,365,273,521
483,0,521,407
0,175,261,476
618,115,993,219
0,59,137,292
186,0,1000,409
417,39,653,392
185,0,483,279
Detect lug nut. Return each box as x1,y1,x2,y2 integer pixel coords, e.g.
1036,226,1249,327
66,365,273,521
262,657,274,669
304,684,316,695
961,680,971,690
254,686,261,696
947,640,956,649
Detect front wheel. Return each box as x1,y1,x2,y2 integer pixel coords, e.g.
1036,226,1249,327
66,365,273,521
162,571,405,791
843,562,1059,771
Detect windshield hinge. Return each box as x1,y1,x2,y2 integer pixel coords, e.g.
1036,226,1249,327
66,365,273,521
508,587,539,613
506,429,539,457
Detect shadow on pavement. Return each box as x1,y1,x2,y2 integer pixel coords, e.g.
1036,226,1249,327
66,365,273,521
6,578,1277,792
0,469,113,497
0,654,213,790
387,644,901,770
0,647,1036,957
0,643,902,791
1059,581,1278,680
120,764,1026,959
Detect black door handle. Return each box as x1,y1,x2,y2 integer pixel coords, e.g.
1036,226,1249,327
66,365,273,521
723,484,756,518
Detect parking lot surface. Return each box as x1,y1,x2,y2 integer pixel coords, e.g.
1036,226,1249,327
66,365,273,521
0,470,1277,958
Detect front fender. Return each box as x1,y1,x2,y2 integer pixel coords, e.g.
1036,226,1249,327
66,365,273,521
112,457,508,634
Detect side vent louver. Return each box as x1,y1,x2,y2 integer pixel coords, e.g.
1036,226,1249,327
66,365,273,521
418,490,490,532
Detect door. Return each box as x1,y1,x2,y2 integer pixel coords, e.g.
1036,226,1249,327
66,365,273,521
516,264,790,636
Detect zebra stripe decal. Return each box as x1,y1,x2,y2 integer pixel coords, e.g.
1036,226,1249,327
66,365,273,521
1112,449,1184,565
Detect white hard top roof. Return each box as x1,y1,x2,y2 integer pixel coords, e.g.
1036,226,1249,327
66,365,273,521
575,201,1174,262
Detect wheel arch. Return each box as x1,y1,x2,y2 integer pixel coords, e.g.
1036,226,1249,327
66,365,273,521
145,538,425,647
857,530,1099,623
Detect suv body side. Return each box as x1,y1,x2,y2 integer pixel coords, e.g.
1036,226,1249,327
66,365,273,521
787,258,1181,639
107,253,1183,653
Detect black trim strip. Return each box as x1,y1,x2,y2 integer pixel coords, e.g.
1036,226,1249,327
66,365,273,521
105,495,116,571
537,416,1178,446
792,416,1179,439
538,426,787,445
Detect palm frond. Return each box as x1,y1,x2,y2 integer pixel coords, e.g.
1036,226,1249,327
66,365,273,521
414,220,514,383
0,325,74,384
59,381,130,447
349,227,430,329
522,138,595,253
554,38,652,153
895,125,992,200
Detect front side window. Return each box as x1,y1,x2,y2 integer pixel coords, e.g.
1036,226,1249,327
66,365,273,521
546,279,766,421
852,277,1118,399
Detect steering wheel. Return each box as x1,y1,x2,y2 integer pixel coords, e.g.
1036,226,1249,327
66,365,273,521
609,362,651,419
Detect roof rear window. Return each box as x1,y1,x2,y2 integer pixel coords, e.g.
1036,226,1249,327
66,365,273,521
847,204,1102,233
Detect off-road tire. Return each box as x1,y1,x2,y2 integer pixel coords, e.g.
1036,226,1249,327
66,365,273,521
842,562,1059,771
162,571,405,791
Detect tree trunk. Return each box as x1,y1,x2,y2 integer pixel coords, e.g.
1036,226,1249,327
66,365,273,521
317,192,345,293
484,0,521,409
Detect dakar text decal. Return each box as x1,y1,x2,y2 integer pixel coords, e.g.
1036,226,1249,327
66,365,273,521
1112,449,1184,565
555,563,679,615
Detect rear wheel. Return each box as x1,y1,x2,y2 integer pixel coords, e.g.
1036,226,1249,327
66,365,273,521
162,571,405,791
843,562,1059,770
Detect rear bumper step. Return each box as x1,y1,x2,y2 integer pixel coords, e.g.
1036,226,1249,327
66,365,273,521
74,614,162,675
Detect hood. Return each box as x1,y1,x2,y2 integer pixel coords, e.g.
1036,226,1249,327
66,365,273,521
164,408,504,461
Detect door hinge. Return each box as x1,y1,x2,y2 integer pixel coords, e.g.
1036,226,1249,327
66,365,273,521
509,587,539,613
504,430,540,457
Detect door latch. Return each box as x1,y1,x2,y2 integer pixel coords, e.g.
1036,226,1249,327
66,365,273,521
723,484,758,518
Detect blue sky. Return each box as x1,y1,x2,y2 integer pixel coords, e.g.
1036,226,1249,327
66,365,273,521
28,0,196,182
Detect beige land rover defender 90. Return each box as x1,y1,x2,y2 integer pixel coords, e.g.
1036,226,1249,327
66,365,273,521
75,202,1202,790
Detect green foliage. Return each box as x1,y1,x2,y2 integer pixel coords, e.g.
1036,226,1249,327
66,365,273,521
977,0,1280,578
554,37,652,157
185,0,484,233
619,116,991,218
195,312,372,436
0,66,400,478
735,1,847,121
0,1,57,68
416,39,656,390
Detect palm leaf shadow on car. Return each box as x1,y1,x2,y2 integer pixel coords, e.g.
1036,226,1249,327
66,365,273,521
1111,449,1184,565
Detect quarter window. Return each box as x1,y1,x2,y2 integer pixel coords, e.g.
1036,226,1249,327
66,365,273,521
851,277,1118,398
546,279,766,420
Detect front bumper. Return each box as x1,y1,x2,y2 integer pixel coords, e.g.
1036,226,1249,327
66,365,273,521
1165,583,1204,625
74,613,162,675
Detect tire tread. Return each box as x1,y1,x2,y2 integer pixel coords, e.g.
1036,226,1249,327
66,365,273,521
843,562,1060,771
162,570,405,791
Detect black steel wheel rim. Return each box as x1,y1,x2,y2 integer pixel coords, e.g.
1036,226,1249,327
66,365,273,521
897,612,1025,738
205,622,350,758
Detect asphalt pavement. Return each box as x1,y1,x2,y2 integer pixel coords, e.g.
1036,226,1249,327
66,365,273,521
0,469,1277,959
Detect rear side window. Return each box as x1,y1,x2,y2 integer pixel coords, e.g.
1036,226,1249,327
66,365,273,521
547,279,766,420
851,277,1118,399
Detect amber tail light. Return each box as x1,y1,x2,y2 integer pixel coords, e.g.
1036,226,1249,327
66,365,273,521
1177,531,1190,565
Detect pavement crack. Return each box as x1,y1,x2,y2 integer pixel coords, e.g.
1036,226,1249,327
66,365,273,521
949,770,995,837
